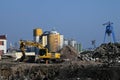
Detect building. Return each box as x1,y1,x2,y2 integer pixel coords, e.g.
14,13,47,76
48,29,60,52
60,35,64,49
33,28,43,42
33,28,64,52
64,39,77,47
42,35,48,47
69,39,77,47
75,43,82,53
64,39,69,46
0,35,7,54
63,38,82,53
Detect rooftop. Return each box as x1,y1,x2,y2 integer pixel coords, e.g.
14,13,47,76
0,35,6,39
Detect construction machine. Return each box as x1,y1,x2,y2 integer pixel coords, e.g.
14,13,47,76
19,40,61,63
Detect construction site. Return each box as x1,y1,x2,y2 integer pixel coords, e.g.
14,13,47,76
0,22,120,80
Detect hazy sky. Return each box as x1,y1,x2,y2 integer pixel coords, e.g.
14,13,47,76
0,0,120,48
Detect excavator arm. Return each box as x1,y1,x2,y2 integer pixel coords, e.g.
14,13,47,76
19,40,61,63
19,40,26,62
19,40,49,61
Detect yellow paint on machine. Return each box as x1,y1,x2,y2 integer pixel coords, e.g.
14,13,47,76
39,53,60,59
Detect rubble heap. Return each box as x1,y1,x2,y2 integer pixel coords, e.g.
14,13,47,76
80,43,120,62
93,43,120,62
59,46,78,60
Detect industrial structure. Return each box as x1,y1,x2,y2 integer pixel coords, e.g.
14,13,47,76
33,28,43,42
18,28,83,62
33,28,64,53
103,21,116,43
2,27,82,62
0,35,7,54
48,29,62,52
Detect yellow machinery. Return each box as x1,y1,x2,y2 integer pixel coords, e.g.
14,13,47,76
19,40,61,63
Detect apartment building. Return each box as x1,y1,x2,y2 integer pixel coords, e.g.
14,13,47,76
0,35,7,54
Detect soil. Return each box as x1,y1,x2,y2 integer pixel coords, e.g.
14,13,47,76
0,43,120,80
0,60,120,80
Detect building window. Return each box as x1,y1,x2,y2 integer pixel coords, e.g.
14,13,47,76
0,41,4,45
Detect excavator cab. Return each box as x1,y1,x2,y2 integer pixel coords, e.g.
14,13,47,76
39,49,47,56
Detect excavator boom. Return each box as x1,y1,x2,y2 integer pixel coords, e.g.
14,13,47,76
19,40,60,63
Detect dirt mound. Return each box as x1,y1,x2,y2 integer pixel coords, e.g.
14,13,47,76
59,46,78,60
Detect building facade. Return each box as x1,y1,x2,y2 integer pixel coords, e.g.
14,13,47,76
0,35,7,54
60,35,64,49
48,30,60,52
42,35,48,47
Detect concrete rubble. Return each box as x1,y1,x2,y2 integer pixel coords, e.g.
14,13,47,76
93,43,120,63
80,43,120,63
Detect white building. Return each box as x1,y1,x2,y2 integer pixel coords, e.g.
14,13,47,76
0,35,7,54
60,35,64,49
42,35,48,47
64,39,69,46
69,39,77,47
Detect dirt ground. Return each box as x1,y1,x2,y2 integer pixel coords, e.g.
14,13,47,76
0,43,120,80
0,60,120,80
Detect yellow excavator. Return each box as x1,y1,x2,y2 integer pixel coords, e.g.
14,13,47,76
19,40,61,63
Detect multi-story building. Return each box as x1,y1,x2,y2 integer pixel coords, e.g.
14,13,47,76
63,39,82,53
60,35,64,49
75,43,82,53
0,35,7,54
42,35,48,47
64,39,69,46
69,39,77,47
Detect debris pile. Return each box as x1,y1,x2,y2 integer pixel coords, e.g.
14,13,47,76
59,46,78,61
80,43,120,62
93,43,120,62
80,51,94,61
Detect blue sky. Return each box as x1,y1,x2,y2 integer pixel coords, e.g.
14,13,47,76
0,0,120,48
